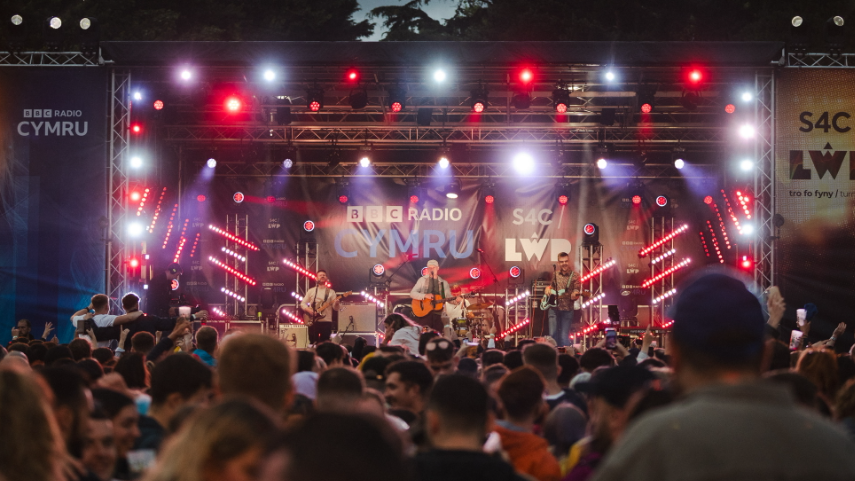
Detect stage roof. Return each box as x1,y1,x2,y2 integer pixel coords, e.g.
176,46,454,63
100,41,784,68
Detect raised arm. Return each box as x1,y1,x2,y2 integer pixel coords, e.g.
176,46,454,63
112,310,144,326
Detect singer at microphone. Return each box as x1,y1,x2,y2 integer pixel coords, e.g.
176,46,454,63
542,252,582,348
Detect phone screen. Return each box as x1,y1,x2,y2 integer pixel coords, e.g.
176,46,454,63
789,330,803,351
605,328,617,349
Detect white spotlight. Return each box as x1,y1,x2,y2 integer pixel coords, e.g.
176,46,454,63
605,71,616,82
133,91,142,101
130,156,143,169
741,224,755,235
359,156,371,168
264,69,276,82
738,124,755,138
512,152,534,174
596,158,608,169
207,158,217,168
674,158,685,169
48,17,61,29
740,159,754,171
741,92,753,102
792,16,803,27
128,222,144,237
438,156,450,169
180,69,192,81
283,158,293,169
433,69,447,82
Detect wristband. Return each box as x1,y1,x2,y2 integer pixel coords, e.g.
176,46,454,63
830,336,837,342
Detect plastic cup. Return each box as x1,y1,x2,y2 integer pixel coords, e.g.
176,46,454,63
178,306,192,317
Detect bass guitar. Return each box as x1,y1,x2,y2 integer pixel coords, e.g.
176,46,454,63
411,293,476,318
540,289,592,310
303,291,353,325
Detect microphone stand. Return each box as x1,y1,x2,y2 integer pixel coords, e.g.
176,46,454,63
477,248,501,341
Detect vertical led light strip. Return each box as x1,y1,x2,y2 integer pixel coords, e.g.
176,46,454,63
148,187,167,233
189,232,201,257
162,204,178,248
711,203,732,249
721,190,742,233
736,190,752,219
706,220,724,264
699,231,711,258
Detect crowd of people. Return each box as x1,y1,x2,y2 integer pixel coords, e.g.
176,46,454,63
3,271,855,481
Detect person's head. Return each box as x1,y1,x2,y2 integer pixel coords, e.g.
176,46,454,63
219,334,293,414
150,354,214,418
81,408,116,481
482,349,504,368
262,412,407,481
838,355,855,387
69,338,93,361
45,345,73,366
195,326,218,355
28,342,48,367
426,259,439,276
316,367,365,412
384,360,433,412
797,348,840,400
316,269,329,284
542,404,587,455
836,378,855,422
8,342,29,357
425,374,491,448
360,355,393,392
16,318,31,336
91,348,114,367
557,353,580,387
165,263,182,281
0,369,64,481
482,364,509,394
121,293,140,312
766,370,823,413
502,350,523,370
91,294,110,315
457,358,478,378
670,272,766,388
296,350,317,373
146,399,279,481
114,352,149,389
523,343,560,382
580,348,616,372
557,252,571,273
39,367,91,455
382,313,416,333
418,331,440,356
497,366,546,425
127,332,154,356
424,337,456,376
315,341,345,367
77,359,105,385
91,389,139,458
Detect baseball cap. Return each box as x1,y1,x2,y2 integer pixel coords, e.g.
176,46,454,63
167,263,183,275
427,259,439,268
575,365,655,408
669,272,765,362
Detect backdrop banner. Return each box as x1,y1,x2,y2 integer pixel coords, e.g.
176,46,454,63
0,68,107,344
776,69,855,345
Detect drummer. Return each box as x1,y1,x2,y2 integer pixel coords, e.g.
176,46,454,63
443,285,470,337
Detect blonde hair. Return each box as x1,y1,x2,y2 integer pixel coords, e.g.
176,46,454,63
218,334,294,413
143,399,280,481
797,348,839,400
0,369,65,481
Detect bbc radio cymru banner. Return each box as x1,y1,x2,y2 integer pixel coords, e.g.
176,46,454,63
0,68,107,344
776,69,855,333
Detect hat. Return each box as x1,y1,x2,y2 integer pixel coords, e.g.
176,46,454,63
669,272,765,362
575,365,655,408
167,263,183,275
427,259,439,268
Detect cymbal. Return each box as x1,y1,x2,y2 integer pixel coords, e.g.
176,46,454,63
467,301,494,310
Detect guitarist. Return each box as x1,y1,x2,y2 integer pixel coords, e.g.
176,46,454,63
300,270,340,345
409,259,454,332
543,252,582,348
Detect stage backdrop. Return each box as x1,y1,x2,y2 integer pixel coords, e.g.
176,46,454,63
776,69,855,348
174,173,711,326
0,68,107,344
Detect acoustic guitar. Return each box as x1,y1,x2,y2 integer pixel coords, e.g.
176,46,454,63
303,291,352,325
411,293,476,318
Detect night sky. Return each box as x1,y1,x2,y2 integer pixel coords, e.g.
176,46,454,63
356,0,457,41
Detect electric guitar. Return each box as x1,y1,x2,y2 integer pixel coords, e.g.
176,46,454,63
303,291,352,325
411,293,477,318
540,289,593,309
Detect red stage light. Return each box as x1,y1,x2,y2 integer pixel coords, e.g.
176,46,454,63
409,195,419,204
632,195,642,205
583,223,596,236
130,191,141,202
225,96,241,112
688,69,703,83
724,104,736,114
303,220,315,232
640,103,652,114
346,69,359,82
339,195,350,204
704,195,713,204
485,195,494,204
197,194,206,202
656,196,669,207
556,103,568,114
153,100,164,110
233,192,245,203
558,195,569,205
131,124,141,133
740,255,753,269
520,69,533,83
391,101,402,113
469,268,481,279
473,102,485,113
129,258,139,268
266,196,276,203
309,101,320,112
509,266,522,278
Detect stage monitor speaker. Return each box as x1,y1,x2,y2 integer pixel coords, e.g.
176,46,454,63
338,332,378,347
279,324,309,349
339,303,377,331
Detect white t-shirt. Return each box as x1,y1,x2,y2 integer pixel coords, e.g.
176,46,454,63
444,298,470,319
71,314,118,348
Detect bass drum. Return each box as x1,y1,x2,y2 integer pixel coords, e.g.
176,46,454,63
392,303,415,320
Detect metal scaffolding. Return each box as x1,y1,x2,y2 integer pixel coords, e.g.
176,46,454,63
753,71,775,292
108,69,131,312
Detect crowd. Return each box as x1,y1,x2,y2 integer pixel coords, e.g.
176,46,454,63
2,272,855,481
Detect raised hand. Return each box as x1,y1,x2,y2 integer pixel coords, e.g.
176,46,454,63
41,322,54,339
833,322,846,338
11,327,19,338
766,287,785,329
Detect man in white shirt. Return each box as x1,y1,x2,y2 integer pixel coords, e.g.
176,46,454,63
70,294,144,348
300,270,341,345
443,285,470,338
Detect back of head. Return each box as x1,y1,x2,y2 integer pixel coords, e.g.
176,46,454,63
671,272,765,373
836,378,855,420
317,367,365,411
45,346,73,366
91,294,109,312
503,350,523,370
28,343,48,365
114,352,148,389
131,332,155,355
315,341,344,366
277,412,407,481
68,338,92,361
580,348,615,372
297,350,316,372
150,353,213,407
542,404,587,454
121,293,139,311
523,343,559,380
418,331,440,356
482,349,505,368
219,334,293,412
797,349,840,398
457,358,478,377
91,348,114,366
428,374,489,437
91,388,135,418
76,359,104,384
498,366,546,421
482,363,510,385
8,342,30,356
386,360,434,398
194,326,218,354
557,353,580,385
424,337,455,363
361,355,393,391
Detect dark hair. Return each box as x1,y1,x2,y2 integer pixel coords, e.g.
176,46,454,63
91,388,135,418
517,339,537,351
352,336,368,361
558,252,570,259
130,332,155,354
16,318,31,328
28,343,48,365
39,367,88,456
637,358,667,370
502,350,524,370
378,345,405,355
523,343,559,380
195,326,218,353
382,313,418,331
45,345,73,366
428,374,489,436
386,360,434,397
482,364,509,385
360,355,393,389
150,354,213,406
418,331,440,356
297,350,316,372
91,348,114,366
629,388,675,421
498,366,546,421
557,353,580,385
580,348,615,372
315,342,344,366
76,359,104,384
768,340,791,372
8,343,29,356
91,294,109,311
482,349,505,368
317,368,364,399
766,370,821,410
68,338,92,361
121,293,140,311
837,355,855,387
457,358,478,377
114,352,149,389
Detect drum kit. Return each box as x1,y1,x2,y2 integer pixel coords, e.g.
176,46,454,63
453,297,505,345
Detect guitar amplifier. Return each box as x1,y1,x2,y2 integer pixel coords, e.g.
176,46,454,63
279,324,309,349
339,302,377,331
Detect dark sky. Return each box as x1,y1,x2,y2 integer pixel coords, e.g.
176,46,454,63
356,0,457,40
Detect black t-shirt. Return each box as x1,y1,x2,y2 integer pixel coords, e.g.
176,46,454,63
414,450,527,481
546,387,588,416
146,274,174,318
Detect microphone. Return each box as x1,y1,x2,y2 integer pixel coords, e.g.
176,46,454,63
477,248,484,253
